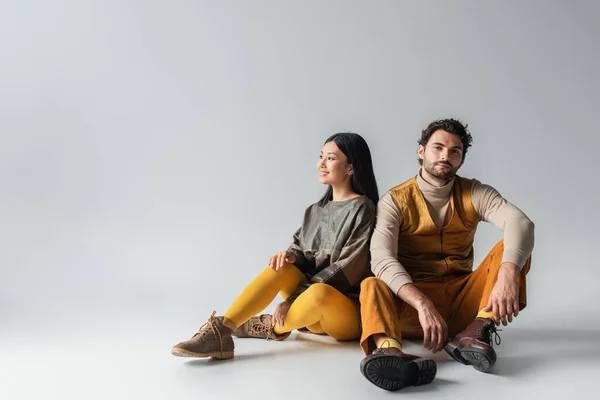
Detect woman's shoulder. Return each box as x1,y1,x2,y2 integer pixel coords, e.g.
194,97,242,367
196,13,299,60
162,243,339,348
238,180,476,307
304,195,376,215
353,195,375,209
353,196,376,220
333,195,376,215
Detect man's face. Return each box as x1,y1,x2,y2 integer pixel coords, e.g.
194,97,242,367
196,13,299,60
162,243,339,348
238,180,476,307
418,130,464,181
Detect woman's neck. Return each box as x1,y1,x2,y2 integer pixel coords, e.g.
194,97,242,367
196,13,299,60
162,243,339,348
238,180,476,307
331,184,359,202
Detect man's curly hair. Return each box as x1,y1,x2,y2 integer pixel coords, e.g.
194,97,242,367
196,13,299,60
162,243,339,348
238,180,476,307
418,118,473,165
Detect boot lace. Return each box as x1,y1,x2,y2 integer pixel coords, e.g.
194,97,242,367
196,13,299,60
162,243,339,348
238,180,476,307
195,311,225,356
481,324,502,347
248,316,274,340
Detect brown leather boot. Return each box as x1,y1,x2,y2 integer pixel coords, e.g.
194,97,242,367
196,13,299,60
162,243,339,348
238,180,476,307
444,317,500,373
171,312,234,359
360,347,437,391
233,314,291,341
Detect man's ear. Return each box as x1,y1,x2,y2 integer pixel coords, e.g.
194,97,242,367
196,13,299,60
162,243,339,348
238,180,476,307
417,144,425,161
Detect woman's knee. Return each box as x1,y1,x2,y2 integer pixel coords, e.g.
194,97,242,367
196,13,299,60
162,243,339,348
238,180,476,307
259,264,302,281
252,265,305,297
300,283,337,307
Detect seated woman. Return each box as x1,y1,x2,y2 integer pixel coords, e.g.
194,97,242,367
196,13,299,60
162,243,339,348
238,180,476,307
171,132,379,359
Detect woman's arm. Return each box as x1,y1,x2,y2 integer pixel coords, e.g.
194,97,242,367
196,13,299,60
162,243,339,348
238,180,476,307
286,227,307,269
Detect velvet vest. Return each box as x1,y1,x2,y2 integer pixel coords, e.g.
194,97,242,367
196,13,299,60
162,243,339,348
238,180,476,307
389,175,479,281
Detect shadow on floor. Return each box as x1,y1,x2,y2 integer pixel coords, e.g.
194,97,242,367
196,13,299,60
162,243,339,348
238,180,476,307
181,331,359,367
181,327,600,380
488,327,600,377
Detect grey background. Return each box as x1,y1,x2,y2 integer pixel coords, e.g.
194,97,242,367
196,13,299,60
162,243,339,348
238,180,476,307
1,1,598,399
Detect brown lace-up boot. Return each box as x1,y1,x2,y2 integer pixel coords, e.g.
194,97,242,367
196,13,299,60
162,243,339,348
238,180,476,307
444,317,501,372
360,346,437,392
171,312,234,359
233,314,291,341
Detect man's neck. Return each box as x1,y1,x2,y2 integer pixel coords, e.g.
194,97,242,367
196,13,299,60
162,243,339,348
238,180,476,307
416,169,455,228
416,169,454,205
419,168,453,188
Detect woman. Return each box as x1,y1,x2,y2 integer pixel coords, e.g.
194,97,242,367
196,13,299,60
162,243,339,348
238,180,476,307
171,132,379,359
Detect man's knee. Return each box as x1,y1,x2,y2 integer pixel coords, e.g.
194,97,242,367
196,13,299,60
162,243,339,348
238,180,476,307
521,256,532,275
360,276,389,295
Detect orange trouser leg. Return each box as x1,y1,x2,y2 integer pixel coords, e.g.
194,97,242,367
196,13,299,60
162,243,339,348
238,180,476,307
447,239,532,335
359,240,532,354
359,276,456,355
359,277,406,355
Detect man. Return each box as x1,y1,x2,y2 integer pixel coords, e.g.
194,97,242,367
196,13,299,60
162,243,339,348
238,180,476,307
359,118,534,391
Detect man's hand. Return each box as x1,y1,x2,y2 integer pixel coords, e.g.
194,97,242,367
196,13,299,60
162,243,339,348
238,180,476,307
416,300,448,353
397,283,448,353
272,301,292,328
483,262,520,326
268,251,296,271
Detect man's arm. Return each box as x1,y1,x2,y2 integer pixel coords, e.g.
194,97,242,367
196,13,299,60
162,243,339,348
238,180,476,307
397,283,448,352
370,192,412,293
472,180,535,268
472,180,535,325
370,192,447,352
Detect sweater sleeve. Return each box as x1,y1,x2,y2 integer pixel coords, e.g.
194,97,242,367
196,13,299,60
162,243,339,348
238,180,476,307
471,180,535,268
286,227,307,270
370,192,413,295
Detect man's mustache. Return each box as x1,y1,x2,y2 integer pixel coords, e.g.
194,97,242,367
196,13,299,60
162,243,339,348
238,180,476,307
435,161,452,167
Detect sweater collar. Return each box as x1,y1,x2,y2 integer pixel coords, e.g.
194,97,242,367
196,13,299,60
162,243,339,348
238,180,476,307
416,168,454,205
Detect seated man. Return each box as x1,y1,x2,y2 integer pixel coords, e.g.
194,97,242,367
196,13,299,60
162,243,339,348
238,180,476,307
359,118,534,391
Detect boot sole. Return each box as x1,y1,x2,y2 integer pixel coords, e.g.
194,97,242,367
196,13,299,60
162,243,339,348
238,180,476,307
444,342,496,373
360,354,437,391
232,331,291,341
171,347,234,360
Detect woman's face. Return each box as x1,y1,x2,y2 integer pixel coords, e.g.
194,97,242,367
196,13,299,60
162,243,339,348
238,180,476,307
317,140,353,186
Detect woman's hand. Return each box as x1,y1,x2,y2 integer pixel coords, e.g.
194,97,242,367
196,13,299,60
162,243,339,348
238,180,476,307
272,301,292,328
268,251,296,270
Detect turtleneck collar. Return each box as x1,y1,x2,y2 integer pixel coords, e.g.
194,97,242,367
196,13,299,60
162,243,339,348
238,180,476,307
416,168,454,208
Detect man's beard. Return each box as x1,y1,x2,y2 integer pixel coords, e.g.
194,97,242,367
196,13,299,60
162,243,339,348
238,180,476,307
425,161,456,181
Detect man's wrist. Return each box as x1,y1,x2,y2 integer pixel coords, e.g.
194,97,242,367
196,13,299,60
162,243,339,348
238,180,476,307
498,262,520,280
413,296,433,312
397,283,432,311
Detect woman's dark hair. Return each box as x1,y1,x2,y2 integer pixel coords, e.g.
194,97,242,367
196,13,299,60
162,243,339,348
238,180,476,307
418,118,473,165
317,132,379,206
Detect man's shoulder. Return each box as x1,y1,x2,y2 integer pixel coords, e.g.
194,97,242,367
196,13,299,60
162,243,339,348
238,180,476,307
455,175,486,193
455,175,478,184
455,176,496,194
388,176,418,195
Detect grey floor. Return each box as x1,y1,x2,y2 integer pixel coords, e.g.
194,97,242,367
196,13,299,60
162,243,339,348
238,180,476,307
2,303,598,400
2,2,599,399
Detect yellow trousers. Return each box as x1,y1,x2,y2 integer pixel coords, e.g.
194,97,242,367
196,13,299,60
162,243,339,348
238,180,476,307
224,264,360,341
